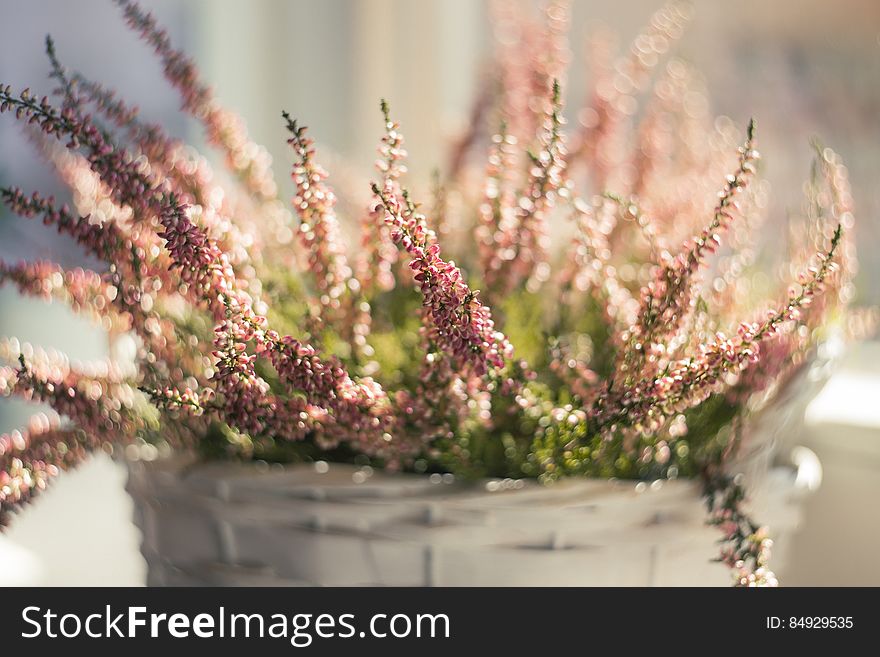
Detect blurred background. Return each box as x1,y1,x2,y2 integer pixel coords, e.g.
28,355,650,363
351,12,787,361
0,0,878,585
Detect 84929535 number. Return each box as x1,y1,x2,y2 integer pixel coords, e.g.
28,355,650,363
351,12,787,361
788,617,853,629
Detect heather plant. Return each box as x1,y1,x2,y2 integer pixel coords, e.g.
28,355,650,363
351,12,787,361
0,1,870,586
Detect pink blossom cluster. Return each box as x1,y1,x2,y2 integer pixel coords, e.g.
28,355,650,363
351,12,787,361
358,101,406,296
53,72,259,274
596,121,759,415
115,0,276,202
115,0,299,280
704,468,779,587
487,0,571,161
373,180,512,379
568,2,692,190
13,50,413,469
592,224,842,436
0,342,147,523
0,261,129,334
477,128,520,294
481,81,568,299
0,184,192,379
558,195,638,336
1,186,133,266
284,114,356,317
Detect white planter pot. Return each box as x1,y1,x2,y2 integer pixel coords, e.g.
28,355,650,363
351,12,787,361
126,449,817,586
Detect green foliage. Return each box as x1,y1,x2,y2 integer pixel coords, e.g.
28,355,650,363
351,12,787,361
499,289,550,369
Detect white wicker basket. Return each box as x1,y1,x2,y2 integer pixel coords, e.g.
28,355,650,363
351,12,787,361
126,448,816,586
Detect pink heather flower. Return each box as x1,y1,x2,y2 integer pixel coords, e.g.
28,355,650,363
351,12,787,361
1,423,67,525
0,84,165,223
255,330,395,454
0,411,149,526
0,346,153,521
114,0,301,277
156,196,226,302
808,145,857,314
558,194,638,336
167,320,322,443
1,85,266,394
0,66,464,468
8,85,399,457
284,114,355,313
489,1,569,153
29,139,194,293
0,188,161,325
53,73,262,273
373,181,512,379
0,188,207,384
477,126,520,295
568,2,691,188
592,222,843,434
390,346,493,469
1,186,134,265
130,208,396,458
358,100,405,296
703,468,779,587
0,261,129,334
609,121,758,390
499,80,567,296
115,0,277,202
